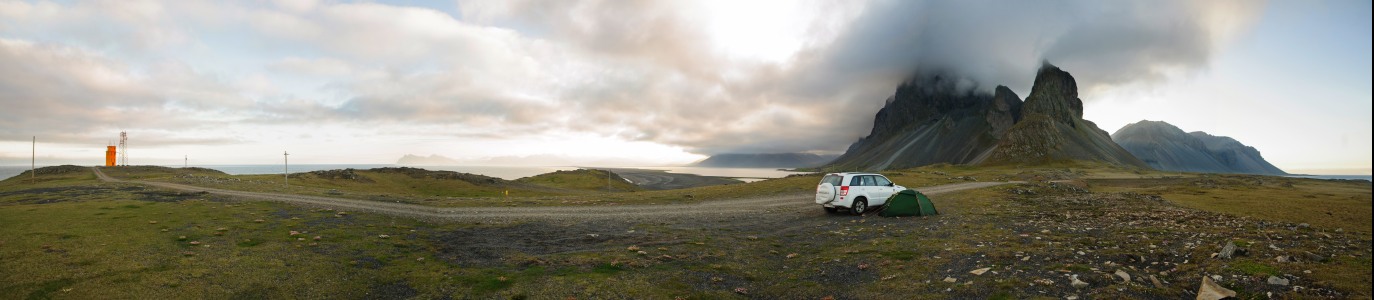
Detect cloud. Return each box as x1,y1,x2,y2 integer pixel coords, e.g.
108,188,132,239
0,38,246,145
0,0,1267,161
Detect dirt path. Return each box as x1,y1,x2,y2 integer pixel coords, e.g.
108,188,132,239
93,167,1015,221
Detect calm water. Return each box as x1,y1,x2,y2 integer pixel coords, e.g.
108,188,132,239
623,166,808,180
1285,174,1372,181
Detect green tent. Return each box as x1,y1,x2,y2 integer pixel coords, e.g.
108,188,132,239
879,189,939,217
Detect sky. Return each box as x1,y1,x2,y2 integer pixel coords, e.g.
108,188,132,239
0,0,1369,174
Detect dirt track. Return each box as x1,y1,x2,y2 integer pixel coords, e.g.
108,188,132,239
93,167,1013,221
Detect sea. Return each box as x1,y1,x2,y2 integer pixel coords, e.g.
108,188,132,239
0,164,807,181
1284,174,1373,181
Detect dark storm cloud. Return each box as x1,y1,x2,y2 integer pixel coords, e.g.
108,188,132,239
797,0,1262,96
709,0,1264,154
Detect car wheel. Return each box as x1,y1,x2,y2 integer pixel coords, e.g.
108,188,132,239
823,207,838,214
850,198,868,216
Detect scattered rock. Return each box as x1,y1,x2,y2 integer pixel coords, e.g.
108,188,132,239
969,267,991,276
1114,269,1131,283
1070,275,1089,289
858,263,870,270
636,251,648,255
1303,251,1328,263
943,277,958,283
733,287,748,295
378,234,390,239
786,253,799,259
1218,241,1246,259
1197,276,1236,300
626,245,640,251
1149,275,1164,288
1267,276,1289,286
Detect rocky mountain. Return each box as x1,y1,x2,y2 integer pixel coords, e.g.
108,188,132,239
1112,120,1287,175
824,73,1021,170
693,153,838,168
826,62,1148,171
396,154,460,165
980,64,1148,167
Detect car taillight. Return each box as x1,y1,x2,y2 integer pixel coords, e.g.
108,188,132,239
840,186,849,196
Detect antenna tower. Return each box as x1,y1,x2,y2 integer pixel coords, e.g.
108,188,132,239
118,132,128,166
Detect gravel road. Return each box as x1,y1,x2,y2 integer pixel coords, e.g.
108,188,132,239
93,167,1013,221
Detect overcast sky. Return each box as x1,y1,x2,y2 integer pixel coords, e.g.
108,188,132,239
0,0,1369,173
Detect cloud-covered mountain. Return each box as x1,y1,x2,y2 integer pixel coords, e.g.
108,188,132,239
692,153,837,168
827,63,1147,171
1112,120,1286,175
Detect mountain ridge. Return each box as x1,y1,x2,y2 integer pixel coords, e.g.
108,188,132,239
1112,120,1286,175
825,62,1147,171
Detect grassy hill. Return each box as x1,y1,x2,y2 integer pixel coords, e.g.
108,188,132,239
516,169,641,192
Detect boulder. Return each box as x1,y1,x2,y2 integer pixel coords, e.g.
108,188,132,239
1196,276,1236,300
1267,276,1290,286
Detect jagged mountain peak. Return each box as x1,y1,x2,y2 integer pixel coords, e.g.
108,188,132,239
1021,61,1084,126
826,61,1147,171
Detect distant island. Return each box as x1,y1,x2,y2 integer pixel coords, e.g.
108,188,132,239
396,154,460,165
692,153,837,168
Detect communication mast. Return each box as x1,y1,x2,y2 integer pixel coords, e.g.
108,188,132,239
118,132,128,166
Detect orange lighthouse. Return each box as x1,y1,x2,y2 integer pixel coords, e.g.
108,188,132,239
105,146,117,167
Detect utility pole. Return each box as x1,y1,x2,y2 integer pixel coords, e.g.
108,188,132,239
118,132,127,166
184,155,187,168
283,151,289,186
30,136,35,184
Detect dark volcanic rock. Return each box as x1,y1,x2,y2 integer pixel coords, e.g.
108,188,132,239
983,62,1148,167
826,73,1019,171
1112,120,1287,175
1021,62,1083,126
825,62,1147,171
693,153,837,168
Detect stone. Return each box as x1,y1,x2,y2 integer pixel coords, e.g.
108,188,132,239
1218,241,1245,259
1070,275,1089,289
1267,276,1289,286
943,277,958,283
1114,269,1131,283
1150,275,1165,288
1303,251,1329,263
970,267,991,276
1197,276,1236,300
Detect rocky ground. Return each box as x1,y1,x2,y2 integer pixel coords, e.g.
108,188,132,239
3,167,1369,298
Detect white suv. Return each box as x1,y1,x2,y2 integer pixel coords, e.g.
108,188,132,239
815,172,905,215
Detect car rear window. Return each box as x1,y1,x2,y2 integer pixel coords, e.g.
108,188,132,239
820,174,843,186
